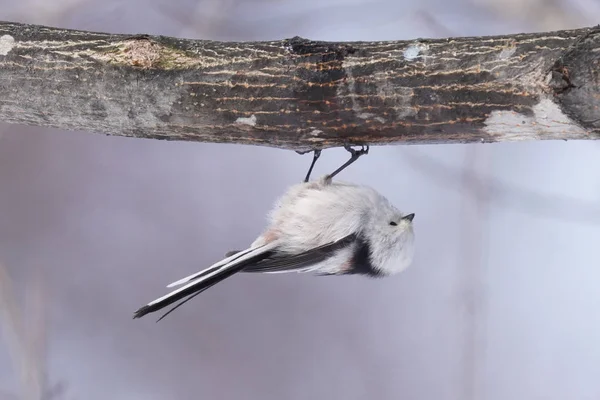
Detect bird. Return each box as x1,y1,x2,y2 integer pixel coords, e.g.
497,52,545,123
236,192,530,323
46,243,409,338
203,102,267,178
133,146,415,321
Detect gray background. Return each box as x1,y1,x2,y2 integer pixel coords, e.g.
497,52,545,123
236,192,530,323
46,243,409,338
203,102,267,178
1,0,600,399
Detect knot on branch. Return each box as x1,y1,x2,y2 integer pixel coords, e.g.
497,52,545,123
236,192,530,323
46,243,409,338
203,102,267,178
285,36,356,58
100,35,197,70
548,27,600,131
548,61,576,94
119,37,161,69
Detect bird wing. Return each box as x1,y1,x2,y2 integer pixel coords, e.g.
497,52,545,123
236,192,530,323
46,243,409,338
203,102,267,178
240,233,357,273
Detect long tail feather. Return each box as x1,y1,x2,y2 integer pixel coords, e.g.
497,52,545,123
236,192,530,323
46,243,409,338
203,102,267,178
133,242,277,320
155,265,242,322
165,246,262,288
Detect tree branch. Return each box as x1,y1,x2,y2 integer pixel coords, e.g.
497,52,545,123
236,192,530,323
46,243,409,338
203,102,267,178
0,21,599,150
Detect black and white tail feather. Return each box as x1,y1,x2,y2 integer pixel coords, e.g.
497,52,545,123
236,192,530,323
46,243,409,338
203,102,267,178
132,233,359,321
133,146,416,322
133,242,278,321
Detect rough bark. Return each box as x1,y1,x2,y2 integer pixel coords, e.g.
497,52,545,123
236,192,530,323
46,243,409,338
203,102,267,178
0,21,599,151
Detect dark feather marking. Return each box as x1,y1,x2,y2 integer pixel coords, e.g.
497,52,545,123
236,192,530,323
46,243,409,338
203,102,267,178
240,233,357,273
347,236,382,277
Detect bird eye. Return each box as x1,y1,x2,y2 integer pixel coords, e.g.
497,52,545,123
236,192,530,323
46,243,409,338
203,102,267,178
389,221,397,226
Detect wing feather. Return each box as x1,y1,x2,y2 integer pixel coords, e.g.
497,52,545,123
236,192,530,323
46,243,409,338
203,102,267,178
240,233,356,273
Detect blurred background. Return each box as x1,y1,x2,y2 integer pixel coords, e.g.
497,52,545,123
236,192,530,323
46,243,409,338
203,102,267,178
1,0,600,399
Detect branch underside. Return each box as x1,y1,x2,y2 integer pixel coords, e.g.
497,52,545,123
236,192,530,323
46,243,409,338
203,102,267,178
0,21,599,151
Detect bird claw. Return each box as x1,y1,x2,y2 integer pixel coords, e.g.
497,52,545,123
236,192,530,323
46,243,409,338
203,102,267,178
343,145,369,158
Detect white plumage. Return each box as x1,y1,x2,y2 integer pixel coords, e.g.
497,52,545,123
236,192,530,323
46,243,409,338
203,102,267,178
133,148,415,321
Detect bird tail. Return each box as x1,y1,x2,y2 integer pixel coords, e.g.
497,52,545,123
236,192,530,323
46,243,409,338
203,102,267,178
133,242,278,321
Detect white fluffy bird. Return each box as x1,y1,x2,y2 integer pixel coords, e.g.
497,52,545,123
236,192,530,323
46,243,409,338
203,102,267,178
133,146,415,321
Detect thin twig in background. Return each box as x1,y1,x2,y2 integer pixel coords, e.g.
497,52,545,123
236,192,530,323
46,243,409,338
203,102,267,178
470,0,592,31
399,147,600,225
154,0,237,38
411,10,456,38
457,147,491,400
23,269,46,400
0,264,27,395
0,263,48,400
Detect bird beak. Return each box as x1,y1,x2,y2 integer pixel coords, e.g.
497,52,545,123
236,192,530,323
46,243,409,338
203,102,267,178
402,213,415,222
